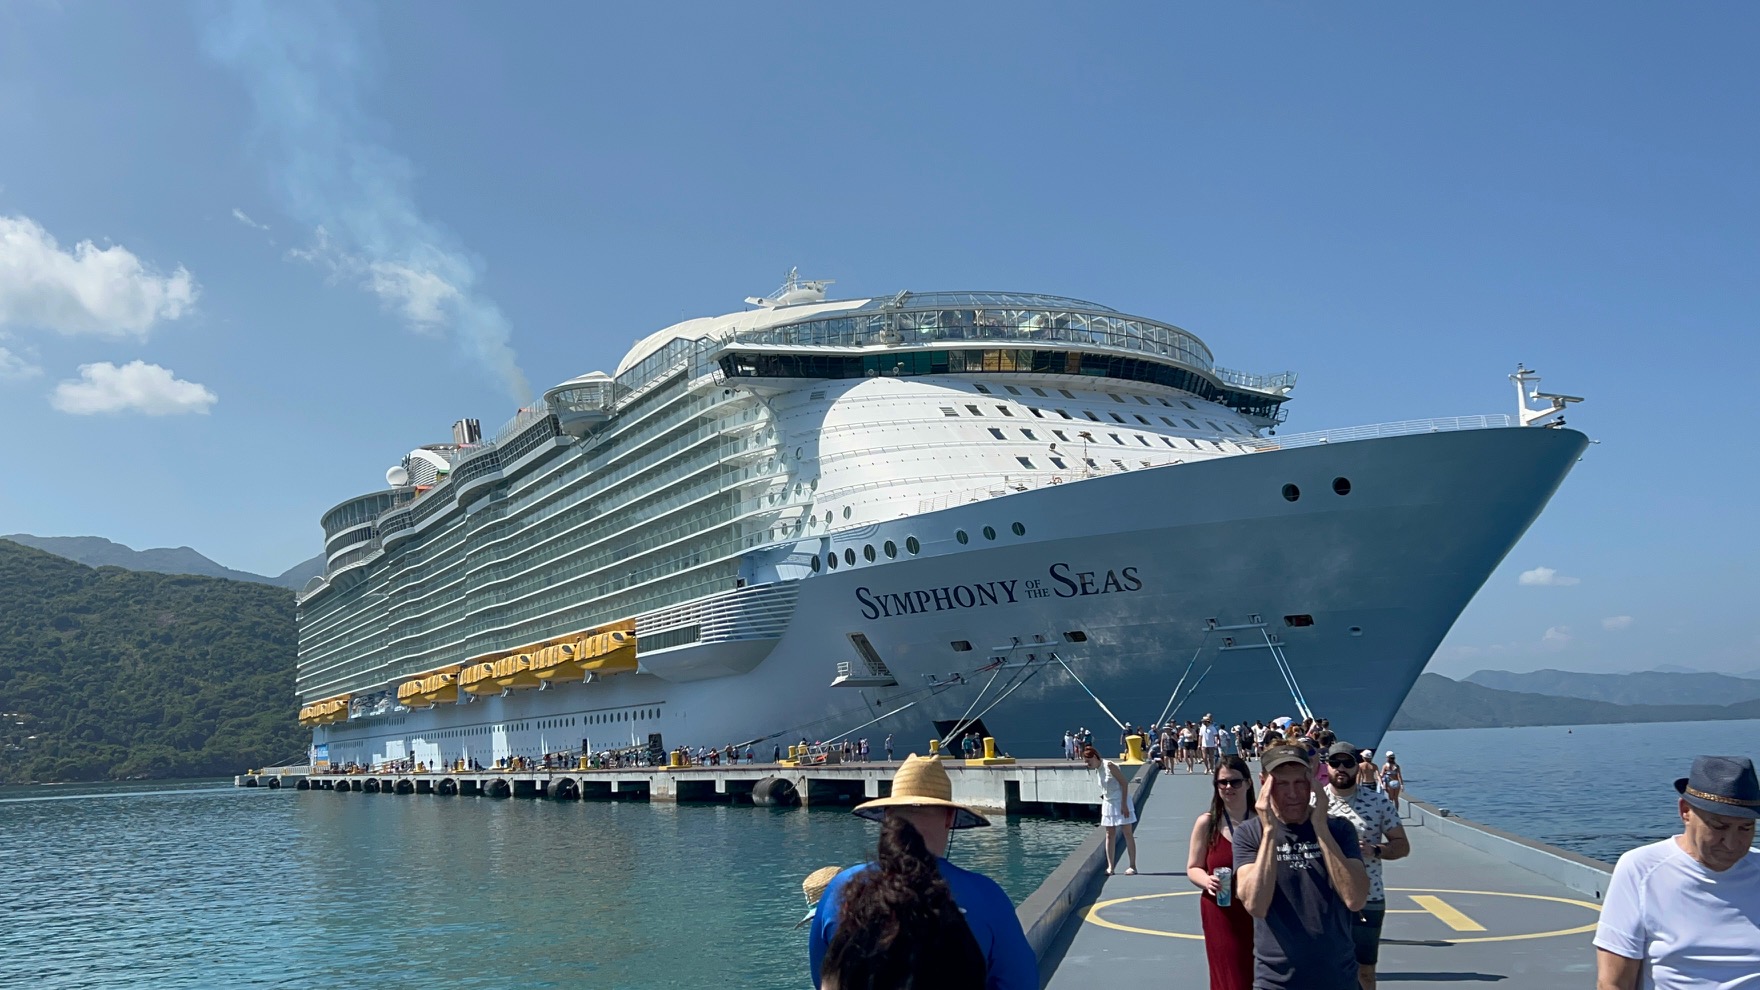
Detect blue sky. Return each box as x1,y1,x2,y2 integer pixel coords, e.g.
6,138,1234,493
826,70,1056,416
0,3,1754,676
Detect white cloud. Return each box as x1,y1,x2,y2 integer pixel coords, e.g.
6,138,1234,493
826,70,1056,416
0,343,41,379
1540,626,1573,650
1602,615,1635,631
0,215,198,337
231,208,270,231
1519,566,1581,587
51,361,217,416
368,261,461,327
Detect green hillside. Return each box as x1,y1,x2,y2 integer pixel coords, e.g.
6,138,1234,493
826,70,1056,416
0,539,302,783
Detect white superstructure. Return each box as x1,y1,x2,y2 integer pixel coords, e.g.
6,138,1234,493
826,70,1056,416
298,275,1586,767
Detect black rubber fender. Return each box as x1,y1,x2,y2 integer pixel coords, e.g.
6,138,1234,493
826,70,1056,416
750,776,799,807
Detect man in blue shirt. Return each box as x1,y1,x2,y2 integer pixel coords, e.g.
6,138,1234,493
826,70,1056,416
808,755,1037,990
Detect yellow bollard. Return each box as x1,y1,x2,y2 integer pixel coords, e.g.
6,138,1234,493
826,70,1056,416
578,756,590,771
669,749,683,768
966,734,1015,766
788,744,798,760
1121,733,1147,765
928,739,940,756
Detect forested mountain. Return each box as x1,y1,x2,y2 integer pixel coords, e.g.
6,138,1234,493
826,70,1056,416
1392,672,1760,730
3,534,322,590
1464,668,1760,707
0,540,303,783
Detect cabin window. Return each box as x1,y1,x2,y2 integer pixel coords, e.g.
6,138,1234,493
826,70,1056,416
942,407,958,416
989,428,1006,439
1016,457,1035,469
973,384,992,394
966,405,983,416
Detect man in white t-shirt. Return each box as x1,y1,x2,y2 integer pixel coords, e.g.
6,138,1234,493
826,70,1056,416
1595,755,1760,990
1200,714,1221,772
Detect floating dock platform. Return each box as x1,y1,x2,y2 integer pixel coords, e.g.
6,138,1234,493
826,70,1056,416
1019,768,1612,988
235,758,1108,816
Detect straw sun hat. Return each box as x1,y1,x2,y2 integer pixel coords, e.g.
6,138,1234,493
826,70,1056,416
851,754,991,829
793,865,846,928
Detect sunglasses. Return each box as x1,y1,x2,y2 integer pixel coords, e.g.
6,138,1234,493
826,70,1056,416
1327,758,1358,769
1215,777,1246,788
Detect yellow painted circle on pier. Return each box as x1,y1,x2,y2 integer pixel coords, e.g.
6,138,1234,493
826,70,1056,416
1082,887,1601,944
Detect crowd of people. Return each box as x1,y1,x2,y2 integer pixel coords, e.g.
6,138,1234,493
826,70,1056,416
803,713,1755,990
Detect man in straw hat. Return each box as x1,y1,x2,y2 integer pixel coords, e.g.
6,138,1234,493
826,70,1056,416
1595,755,1760,990
808,754,1036,989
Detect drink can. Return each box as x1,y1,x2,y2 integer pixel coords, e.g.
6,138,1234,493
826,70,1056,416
1214,866,1233,907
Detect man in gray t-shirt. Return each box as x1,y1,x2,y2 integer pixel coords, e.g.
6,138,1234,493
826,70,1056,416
1235,744,1369,990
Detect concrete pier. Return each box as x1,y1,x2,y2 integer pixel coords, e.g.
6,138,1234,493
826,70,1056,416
235,758,1108,816
1021,768,1612,989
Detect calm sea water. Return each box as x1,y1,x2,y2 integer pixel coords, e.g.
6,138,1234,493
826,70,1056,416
1382,718,1760,863
0,780,1090,990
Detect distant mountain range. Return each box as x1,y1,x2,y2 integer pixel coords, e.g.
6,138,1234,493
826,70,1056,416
2,535,322,591
1392,672,1760,730
1465,668,1760,707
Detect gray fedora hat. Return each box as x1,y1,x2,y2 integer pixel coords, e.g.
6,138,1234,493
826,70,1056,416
1674,755,1760,820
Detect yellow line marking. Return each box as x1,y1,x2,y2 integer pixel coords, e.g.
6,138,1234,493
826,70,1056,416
1409,894,1486,932
1082,887,1603,944
1081,892,1204,939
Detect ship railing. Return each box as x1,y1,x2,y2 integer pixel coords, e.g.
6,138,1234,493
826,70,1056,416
1214,366,1298,391
1235,414,1516,452
636,582,800,643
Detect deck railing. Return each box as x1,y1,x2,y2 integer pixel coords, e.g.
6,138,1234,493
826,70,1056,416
1235,414,1515,452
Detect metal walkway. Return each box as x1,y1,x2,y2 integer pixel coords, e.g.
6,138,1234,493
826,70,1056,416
1042,772,1605,988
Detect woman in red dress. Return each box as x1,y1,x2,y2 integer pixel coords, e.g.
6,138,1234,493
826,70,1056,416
1185,755,1255,990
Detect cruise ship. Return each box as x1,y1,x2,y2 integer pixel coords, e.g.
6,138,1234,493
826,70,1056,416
296,274,1587,769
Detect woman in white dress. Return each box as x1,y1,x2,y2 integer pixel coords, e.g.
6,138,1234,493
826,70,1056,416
1082,744,1139,876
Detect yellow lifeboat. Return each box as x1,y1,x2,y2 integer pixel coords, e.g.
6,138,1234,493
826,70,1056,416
419,672,459,705
461,661,499,696
579,629,638,675
399,671,460,706
493,653,541,690
532,642,577,682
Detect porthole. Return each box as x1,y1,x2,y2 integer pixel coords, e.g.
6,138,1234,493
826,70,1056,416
843,506,852,519
982,526,996,541
863,544,876,562
906,536,921,555
1349,626,1364,637
1011,522,1026,536
810,555,821,573
956,530,969,544
827,553,838,570
1282,484,1301,502
883,540,897,559
825,511,833,524
844,548,856,566
1332,477,1352,496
